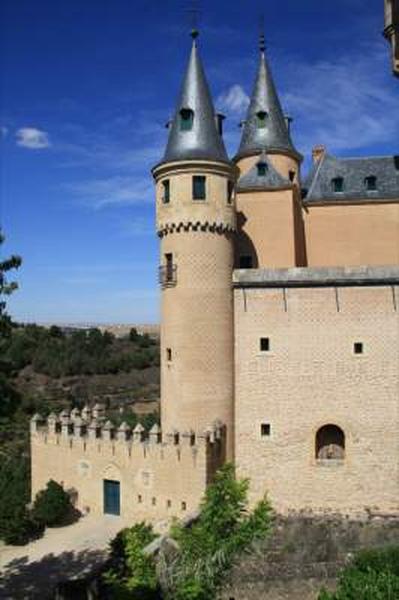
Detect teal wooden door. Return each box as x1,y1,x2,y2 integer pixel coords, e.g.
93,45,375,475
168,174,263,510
103,479,120,515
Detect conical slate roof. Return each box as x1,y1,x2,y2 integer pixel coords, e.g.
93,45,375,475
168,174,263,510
161,34,229,164
235,42,299,161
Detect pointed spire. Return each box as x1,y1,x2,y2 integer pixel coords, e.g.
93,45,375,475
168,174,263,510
235,35,300,161
161,32,229,164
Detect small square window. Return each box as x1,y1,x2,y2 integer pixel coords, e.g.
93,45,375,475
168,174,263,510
365,176,377,191
261,423,271,437
257,162,267,177
166,348,172,361
354,342,363,354
193,176,206,200
239,255,253,268
332,177,344,193
260,337,270,352
162,179,170,203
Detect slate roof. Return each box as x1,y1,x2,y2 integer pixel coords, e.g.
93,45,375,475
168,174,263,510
160,35,229,165
304,154,399,202
237,153,291,191
235,46,300,161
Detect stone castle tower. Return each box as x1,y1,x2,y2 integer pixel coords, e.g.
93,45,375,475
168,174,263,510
152,31,236,457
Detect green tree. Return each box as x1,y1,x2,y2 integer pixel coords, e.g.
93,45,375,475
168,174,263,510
32,479,73,527
103,522,160,599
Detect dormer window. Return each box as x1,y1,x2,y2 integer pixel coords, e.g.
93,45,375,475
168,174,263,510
256,111,268,128
257,162,268,177
365,176,377,191
332,177,344,193
180,108,194,131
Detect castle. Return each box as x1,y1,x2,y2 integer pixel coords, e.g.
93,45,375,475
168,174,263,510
31,30,399,522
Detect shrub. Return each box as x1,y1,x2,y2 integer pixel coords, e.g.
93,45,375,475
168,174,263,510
319,546,399,600
103,522,160,599
164,463,272,600
32,479,73,527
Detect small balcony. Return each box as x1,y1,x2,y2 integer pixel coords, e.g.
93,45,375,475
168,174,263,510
159,264,177,288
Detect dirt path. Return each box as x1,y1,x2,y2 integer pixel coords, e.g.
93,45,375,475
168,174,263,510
0,515,130,599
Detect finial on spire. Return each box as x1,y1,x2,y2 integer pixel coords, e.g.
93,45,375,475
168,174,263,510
191,28,199,41
259,14,266,53
187,3,200,43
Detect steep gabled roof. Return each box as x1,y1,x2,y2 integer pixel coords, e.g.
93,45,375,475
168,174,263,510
304,154,399,202
161,34,229,165
235,39,300,161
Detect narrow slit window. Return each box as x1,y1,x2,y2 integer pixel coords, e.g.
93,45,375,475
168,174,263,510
354,342,363,355
152,497,156,506
167,499,172,508
180,108,194,131
289,170,296,182
261,423,271,437
181,501,187,511
165,253,174,282
162,179,170,203
166,348,172,361
365,176,377,191
260,337,270,352
227,180,234,204
138,494,142,503
193,175,206,200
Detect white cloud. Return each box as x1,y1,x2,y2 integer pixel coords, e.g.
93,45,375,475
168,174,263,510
67,175,153,208
217,84,249,114
16,127,51,149
281,44,399,153
0,126,8,139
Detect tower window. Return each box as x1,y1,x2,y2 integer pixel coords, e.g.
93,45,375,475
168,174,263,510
165,253,174,282
166,348,172,361
289,170,296,182
193,176,206,200
257,162,268,177
261,423,271,437
162,179,170,203
353,342,363,355
180,108,194,131
239,255,253,268
365,176,377,191
332,177,344,193
260,337,270,352
256,110,268,128
227,180,234,204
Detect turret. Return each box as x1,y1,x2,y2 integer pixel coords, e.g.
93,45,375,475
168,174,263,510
152,31,235,457
233,33,306,269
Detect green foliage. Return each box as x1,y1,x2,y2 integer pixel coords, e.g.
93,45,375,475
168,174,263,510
166,463,272,600
103,522,160,599
0,453,43,545
319,546,399,600
32,479,73,527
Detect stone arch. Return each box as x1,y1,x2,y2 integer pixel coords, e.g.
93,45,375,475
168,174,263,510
102,462,122,481
315,424,345,460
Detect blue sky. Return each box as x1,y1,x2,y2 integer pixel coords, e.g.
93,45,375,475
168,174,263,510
1,0,398,324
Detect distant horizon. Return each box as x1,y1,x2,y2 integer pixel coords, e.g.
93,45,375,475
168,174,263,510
3,0,398,323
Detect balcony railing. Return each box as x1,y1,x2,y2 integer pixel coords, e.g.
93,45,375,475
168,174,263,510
159,264,177,288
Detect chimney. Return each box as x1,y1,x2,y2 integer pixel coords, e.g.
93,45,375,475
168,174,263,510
312,145,326,163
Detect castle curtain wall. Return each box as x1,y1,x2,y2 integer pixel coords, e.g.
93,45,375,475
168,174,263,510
233,268,399,515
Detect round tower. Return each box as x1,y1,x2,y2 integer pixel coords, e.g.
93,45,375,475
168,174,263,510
152,32,236,457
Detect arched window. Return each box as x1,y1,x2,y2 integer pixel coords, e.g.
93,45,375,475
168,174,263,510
365,176,377,191
332,177,344,193
316,424,345,460
256,110,268,128
180,108,194,131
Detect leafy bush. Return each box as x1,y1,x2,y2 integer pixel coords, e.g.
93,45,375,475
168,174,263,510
32,479,73,527
103,522,160,599
164,463,272,600
319,546,399,600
